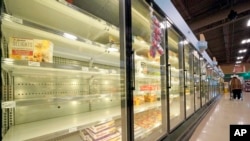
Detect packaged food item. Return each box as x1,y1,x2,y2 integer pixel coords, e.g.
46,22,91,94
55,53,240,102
80,129,121,141
8,37,53,63
133,95,145,105
89,120,115,133
134,109,162,129
79,120,122,141
144,93,156,102
85,127,117,139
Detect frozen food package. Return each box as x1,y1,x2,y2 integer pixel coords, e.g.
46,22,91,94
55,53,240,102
8,37,53,63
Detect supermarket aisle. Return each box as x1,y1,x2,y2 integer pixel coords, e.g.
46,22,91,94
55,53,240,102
189,92,250,141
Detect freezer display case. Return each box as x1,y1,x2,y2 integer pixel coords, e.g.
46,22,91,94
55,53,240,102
167,27,185,130
1,0,126,140
183,43,195,118
131,1,167,140
193,51,201,110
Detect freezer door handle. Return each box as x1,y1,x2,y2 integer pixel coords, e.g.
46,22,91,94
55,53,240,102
168,64,171,88
131,51,135,90
184,69,187,87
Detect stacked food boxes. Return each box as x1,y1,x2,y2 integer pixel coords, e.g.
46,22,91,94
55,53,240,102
80,120,121,141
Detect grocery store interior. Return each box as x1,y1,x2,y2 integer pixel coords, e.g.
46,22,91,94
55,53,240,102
1,0,250,141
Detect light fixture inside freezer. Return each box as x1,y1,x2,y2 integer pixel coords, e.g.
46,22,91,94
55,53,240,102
63,33,78,40
71,101,78,106
106,47,118,52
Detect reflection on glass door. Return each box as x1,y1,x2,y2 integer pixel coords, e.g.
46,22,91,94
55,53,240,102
168,27,184,130
193,52,201,110
184,44,194,117
131,1,167,140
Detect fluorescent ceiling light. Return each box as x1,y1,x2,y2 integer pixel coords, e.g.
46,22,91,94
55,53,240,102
63,33,77,40
248,19,250,26
237,56,243,59
236,61,241,64
241,38,250,44
239,49,247,53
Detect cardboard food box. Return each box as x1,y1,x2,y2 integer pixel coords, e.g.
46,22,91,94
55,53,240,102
144,94,156,102
8,37,53,63
133,95,145,105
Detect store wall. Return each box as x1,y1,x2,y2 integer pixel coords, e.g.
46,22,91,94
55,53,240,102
220,63,250,74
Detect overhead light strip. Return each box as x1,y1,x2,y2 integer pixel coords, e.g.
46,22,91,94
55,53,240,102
63,33,77,40
239,49,247,53
241,38,250,44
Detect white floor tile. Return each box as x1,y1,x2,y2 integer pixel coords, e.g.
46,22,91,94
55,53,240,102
189,92,250,141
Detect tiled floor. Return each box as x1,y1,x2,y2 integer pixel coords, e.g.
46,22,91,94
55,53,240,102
189,92,250,141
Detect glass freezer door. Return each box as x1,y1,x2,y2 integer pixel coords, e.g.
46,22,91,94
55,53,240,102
200,59,207,106
193,53,201,110
131,1,167,140
184,43,195,118
168,27,185,130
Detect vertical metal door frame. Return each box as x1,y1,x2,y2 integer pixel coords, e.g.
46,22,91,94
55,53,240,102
199,56,202,107
193,54,196,111
183,44,187,119
119,0,134,140
160,19,169,134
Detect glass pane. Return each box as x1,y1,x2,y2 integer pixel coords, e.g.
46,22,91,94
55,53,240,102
193,54,201,110
184,44,194,117
132,1,167,140
1,0,124,140
207,68,213,100
168,28,185,129
200,59,207,106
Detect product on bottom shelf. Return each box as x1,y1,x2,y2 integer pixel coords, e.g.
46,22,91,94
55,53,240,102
89,120,115,133
134,109,161,129
144,93,157,102
80,120,121,141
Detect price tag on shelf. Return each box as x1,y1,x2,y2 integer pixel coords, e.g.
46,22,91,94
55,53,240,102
2,101,16,108
68,127,77,133
28,61,40,67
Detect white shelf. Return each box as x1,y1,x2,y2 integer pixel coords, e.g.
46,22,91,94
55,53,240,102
1,59,120,77
4,0,119,42
2,107,121,141
134,101,161,113
3,101,163,141
1,17,120,67
3,0,151,58
135,74,161,80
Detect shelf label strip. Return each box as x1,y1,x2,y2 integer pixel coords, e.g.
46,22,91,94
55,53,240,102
2,101,16,108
